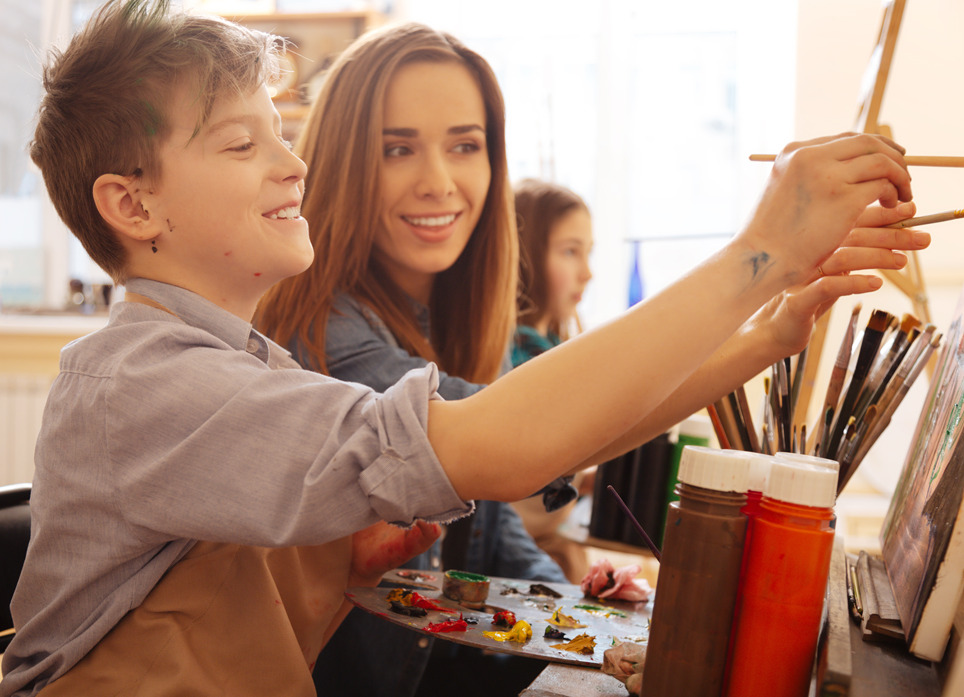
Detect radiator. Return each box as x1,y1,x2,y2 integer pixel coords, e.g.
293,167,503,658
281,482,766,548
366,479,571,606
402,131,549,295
0,373,52,486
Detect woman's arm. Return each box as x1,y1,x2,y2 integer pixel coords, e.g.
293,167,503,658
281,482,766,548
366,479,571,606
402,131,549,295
428,133,913,501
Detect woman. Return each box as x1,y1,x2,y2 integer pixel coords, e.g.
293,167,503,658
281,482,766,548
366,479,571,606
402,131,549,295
258,23,564,697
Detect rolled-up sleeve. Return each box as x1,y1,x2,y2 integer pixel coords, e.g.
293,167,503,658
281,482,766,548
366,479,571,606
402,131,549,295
357,366,473,525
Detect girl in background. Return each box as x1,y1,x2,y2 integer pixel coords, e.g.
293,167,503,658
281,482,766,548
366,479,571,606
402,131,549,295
510,178,596,581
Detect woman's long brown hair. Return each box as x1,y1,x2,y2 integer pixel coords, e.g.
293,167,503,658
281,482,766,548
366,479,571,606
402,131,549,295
256,23,517,384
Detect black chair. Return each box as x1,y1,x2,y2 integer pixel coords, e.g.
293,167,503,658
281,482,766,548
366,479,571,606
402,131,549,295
0,483,31,654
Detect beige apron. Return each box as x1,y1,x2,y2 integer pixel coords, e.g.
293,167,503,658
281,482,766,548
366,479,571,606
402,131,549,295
41,538,351,696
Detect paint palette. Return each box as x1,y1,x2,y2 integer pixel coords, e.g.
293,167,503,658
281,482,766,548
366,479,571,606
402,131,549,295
345,569,651,667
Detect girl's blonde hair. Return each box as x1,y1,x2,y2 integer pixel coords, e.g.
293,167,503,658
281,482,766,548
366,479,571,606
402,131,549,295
257,23,517,383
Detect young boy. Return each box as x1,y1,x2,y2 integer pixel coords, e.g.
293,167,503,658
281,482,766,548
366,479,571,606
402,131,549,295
2,0,917,694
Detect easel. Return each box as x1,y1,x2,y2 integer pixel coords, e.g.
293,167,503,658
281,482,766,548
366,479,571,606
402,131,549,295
796,0,933,431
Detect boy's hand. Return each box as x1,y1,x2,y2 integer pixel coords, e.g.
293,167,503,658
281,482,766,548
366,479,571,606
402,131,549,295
348,520,441,587
740,132,913,286
746,199,931,360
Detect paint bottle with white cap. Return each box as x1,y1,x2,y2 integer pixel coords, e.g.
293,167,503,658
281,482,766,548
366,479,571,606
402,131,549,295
642,446,750,697
724,459,837,697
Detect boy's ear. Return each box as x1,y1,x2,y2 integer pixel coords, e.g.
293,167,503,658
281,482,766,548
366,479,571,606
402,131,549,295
92,173,162,242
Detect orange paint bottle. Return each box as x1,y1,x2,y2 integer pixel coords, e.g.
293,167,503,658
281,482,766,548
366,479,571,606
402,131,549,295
724,460,837,697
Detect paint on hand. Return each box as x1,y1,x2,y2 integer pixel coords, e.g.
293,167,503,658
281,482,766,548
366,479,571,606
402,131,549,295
483,620,532,643
551,633,596,654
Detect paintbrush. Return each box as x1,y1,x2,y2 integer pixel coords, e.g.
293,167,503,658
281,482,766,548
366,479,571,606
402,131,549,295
862,318,920,415
815,304,861,457
607,485,661,562
885,208,964,228
727,391,752,451
838,405,877,492
852,314,919,422
853,327,940,465
749,154,964,168
778,360,791,452
825,310,891,459
714,397,742,450
707,402,731,450
790,348,808,425
735,385,761,453
760,377,772,454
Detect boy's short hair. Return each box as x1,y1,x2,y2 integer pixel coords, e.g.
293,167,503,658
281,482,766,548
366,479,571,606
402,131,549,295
30,0,285,283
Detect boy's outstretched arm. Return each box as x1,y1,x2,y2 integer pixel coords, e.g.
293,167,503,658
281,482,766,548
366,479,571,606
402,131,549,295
566,199,932,464
428,133,912,503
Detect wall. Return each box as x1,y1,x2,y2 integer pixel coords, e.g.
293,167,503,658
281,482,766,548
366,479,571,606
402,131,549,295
794,0,964,502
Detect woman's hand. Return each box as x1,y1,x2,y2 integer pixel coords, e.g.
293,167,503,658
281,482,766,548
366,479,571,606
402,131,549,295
747,200,930,360
740,132,913,286
348,520,441,587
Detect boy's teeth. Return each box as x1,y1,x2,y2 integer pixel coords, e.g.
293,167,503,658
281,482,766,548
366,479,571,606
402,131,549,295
405,214,456,227
268,206,300,220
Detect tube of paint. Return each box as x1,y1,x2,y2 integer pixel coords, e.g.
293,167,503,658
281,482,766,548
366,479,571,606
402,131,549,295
724,460,837,697
642,446,749,697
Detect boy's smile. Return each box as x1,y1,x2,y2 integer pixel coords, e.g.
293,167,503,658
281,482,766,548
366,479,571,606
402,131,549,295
137,82,312,319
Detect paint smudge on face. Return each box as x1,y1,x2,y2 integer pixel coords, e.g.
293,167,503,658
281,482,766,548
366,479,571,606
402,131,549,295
254,272,262,277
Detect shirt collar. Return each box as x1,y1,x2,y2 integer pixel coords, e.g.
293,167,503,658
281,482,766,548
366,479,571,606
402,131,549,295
123,278,271,363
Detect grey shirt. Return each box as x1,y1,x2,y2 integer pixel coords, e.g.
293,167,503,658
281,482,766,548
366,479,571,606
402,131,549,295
0,278,470,696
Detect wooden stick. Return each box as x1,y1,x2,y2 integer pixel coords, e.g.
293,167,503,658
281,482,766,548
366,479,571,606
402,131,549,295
607,485,661,562
749,154,964,168
886,209,964,228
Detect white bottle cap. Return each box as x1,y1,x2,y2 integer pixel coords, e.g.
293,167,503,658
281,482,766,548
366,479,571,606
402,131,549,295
774,451,840,473
764,460,837,508
740,452,776,493
678,446,749,493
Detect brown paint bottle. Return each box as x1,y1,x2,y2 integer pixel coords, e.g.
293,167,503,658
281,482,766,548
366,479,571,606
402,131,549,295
642,446,749,697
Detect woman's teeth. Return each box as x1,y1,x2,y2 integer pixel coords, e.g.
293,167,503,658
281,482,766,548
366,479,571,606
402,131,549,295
404,214,456,227
268,206,300,220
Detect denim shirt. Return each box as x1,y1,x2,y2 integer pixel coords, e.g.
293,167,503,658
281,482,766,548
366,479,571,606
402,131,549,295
298,293,567,697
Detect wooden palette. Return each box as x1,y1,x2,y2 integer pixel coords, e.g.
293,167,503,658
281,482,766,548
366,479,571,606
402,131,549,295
345,569,652,667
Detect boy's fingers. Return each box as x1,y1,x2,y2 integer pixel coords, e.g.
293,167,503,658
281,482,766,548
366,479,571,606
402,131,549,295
842,226,930,251
852,201,916,228
819,248,908,276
